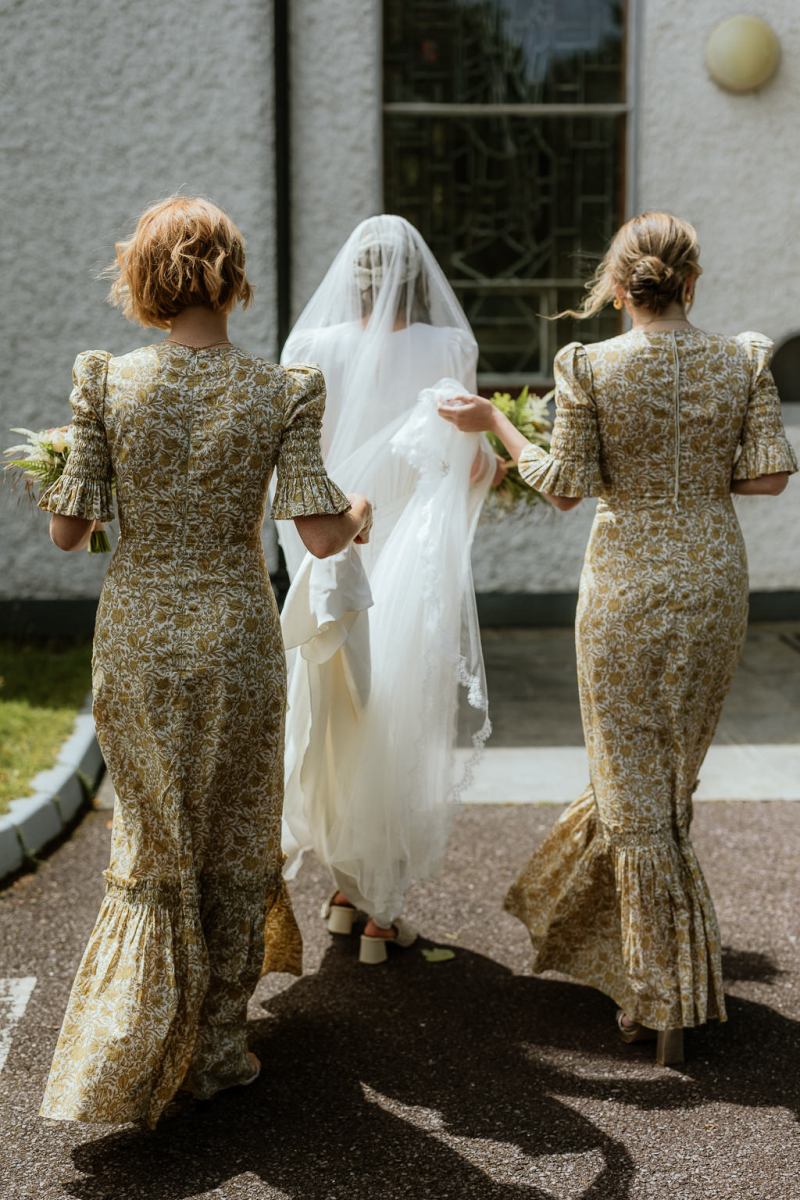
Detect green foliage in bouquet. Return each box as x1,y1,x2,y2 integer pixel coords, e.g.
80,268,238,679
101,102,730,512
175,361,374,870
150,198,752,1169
4,426,112,553
485,386,552,513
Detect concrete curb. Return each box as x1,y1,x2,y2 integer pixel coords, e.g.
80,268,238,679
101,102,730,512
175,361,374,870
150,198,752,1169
455,744,800,804
0,695,104,884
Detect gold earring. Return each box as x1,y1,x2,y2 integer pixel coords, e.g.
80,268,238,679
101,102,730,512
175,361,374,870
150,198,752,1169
613,297,623,310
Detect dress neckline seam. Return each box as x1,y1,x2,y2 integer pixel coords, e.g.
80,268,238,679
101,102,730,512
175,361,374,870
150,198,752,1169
158,343,240,355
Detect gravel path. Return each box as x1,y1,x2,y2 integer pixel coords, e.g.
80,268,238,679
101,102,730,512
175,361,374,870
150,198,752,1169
1,801,798,1200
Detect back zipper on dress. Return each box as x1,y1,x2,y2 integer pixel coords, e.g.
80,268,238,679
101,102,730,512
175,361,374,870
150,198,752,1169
670,331,681,502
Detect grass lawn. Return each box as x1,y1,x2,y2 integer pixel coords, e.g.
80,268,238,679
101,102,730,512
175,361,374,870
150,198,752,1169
0,641,92,815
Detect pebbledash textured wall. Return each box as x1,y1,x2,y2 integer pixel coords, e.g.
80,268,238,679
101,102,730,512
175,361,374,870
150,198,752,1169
289,0,382,323
2,0,798,608
638,0,800,347
0,0,278,601
474,0,800,596
289,0,800,598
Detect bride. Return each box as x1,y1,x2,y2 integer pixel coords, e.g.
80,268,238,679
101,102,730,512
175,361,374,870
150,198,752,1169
275,215,496,962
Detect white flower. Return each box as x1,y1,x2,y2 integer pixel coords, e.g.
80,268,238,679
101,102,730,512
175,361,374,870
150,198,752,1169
48,429,68,454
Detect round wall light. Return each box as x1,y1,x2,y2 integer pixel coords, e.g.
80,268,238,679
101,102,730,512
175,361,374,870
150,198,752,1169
706,15,781,93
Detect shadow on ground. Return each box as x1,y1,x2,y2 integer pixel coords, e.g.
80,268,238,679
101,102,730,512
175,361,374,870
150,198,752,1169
67,939,800,1200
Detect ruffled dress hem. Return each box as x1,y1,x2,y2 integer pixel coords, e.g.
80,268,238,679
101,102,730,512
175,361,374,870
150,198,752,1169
40,870,302,1128
504,787,727,1031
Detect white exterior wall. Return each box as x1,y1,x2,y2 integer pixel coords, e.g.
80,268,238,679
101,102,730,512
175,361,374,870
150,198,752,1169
0,0,277,600
474,0,800,594
1,0,797,603
289,0,382,318
637,0,800,346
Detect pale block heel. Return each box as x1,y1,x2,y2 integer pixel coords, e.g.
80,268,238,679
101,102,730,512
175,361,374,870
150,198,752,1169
327,905,357,936
656,1027,684,1066
359,935,389,965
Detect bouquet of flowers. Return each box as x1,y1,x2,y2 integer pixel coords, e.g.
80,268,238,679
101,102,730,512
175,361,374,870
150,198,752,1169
4,426,112,552
485,386,552,512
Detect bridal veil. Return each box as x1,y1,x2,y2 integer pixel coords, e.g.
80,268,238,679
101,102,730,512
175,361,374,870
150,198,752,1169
276,215,492,925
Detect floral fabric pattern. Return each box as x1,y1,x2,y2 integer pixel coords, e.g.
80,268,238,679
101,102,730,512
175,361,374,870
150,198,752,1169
39,344,350,1126
507,329,797,1030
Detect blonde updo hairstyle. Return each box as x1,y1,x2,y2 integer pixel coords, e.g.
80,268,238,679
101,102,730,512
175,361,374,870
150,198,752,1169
564,210,702,319
108,195,253,329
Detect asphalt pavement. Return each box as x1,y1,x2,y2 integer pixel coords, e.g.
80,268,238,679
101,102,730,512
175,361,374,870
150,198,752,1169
1,622,798,1200
1,794,799,1200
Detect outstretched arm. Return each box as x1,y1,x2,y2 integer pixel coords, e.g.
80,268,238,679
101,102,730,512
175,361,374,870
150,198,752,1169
439,395,580,511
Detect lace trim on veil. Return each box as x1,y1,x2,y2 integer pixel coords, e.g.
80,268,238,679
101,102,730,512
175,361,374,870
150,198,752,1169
396,384,492,818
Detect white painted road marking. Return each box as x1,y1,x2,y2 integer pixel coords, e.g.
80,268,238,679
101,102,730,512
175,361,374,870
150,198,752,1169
0,977,36,1072
457,744,800,804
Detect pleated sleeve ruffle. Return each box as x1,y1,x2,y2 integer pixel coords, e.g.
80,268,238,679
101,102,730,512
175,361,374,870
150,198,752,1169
733,332,798,480
271,364,352,520
38,350,114,521
518,342,603,498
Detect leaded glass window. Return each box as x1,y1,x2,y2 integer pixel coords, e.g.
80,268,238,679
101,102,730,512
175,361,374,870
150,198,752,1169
383,0,628,386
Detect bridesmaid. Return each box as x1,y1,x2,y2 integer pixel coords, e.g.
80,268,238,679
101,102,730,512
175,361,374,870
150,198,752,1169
439,211,796,1063
38,196,372,1126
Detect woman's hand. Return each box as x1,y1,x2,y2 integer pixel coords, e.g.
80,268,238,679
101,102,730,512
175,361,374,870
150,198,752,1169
350,493,374,544
441,395,533,467
492,455,511,488
294,493,373,558
437,394,497,434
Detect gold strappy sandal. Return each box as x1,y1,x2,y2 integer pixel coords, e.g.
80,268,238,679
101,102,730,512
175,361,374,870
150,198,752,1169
616,1010,684,1065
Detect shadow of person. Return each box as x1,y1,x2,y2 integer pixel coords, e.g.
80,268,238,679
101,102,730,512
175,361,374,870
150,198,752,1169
721,944,787,987
517,946,800,1124
68,938,636,1200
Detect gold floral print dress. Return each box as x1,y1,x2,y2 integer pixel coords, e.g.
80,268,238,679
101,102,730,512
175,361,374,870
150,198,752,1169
38,344,350,1127
505,329,797,1031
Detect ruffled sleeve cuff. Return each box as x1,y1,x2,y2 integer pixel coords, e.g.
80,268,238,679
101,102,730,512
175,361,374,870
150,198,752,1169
518,442,604,498
39,474,114,522
733,436,798,481
271,470,351,521
273,363,352,519
37,350,114,521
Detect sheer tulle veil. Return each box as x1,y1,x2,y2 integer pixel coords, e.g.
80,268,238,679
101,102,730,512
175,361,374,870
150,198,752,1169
276,215,492,924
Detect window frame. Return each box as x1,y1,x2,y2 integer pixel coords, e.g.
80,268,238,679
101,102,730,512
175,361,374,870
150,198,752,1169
379,0,639,389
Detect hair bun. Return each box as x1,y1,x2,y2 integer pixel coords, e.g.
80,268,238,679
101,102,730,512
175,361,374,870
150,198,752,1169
628,254,682,309
631,255,674,287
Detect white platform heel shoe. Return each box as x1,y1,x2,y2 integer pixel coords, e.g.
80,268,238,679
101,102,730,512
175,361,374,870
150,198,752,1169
359,917,418,965
320,894,359,936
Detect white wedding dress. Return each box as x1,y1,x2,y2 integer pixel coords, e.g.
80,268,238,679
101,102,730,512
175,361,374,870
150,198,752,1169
276,215,492,925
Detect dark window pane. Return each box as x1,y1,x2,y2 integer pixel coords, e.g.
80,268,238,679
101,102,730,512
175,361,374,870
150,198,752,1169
384,113,625,379
384,0,626,107
772,335,800,405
